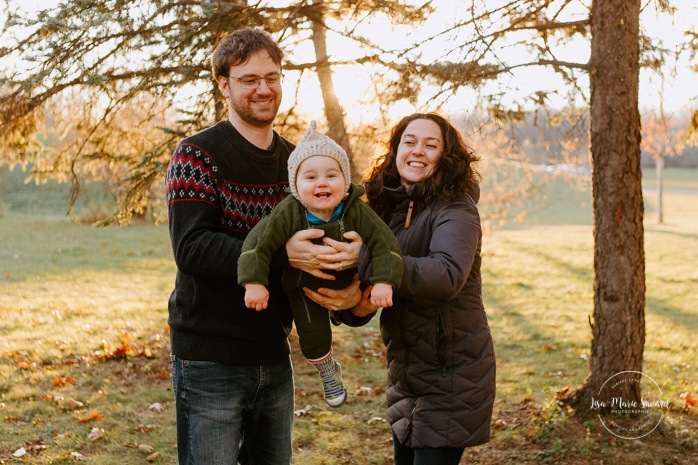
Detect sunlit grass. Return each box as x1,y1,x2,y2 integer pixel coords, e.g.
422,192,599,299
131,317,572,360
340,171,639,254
0,170,696,463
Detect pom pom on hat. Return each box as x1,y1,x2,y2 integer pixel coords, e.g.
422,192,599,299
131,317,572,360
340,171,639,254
287,120,351,200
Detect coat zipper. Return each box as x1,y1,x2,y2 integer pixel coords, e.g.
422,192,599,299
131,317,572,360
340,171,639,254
404,201,414,229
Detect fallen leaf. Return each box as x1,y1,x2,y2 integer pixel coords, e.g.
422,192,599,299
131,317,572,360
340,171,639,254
68,451,85,460
79,409,105,423
13,447,26,457
556,386,570,400
135,424,159,432
52,376,75,387
148,402,164,413
367,416,385,424
138,444,155,453
544,343,557,351
294,405,313,417
494,418,508,429
146,451,161,462
354,386,374,396
17,360,34,370
88,427,105,441
68,399,85,409
682,392,696,407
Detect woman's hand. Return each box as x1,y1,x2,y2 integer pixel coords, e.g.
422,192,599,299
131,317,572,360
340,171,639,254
302,274,362,311
350,285,381,317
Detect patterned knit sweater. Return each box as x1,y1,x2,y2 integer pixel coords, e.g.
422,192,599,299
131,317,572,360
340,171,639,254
165,120,295,364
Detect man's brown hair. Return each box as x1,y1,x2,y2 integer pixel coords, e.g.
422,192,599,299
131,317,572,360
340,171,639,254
211,28,284,79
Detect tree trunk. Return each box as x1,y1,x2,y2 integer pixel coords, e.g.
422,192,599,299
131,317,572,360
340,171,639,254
309,0,358,181
568,0,646,417
656,156,664,223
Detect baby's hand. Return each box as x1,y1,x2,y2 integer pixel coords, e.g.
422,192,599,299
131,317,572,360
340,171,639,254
370,283,393,308
244,283,269,311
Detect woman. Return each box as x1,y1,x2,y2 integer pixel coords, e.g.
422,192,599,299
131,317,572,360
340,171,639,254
360,112,495,464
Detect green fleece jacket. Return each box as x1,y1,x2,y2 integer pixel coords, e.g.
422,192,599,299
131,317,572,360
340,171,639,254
238,184,403,291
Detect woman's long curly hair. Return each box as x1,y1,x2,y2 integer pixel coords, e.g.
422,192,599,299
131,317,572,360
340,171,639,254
364,112,480,217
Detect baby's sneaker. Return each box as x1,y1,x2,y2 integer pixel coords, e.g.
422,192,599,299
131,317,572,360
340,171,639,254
322,362,347,408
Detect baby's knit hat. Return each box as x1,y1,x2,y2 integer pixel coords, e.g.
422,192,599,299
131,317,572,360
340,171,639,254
287,120,351,200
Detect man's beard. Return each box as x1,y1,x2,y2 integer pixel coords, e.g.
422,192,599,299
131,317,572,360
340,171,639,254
232,98,279,127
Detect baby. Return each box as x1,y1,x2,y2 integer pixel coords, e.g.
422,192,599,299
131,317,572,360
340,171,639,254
238,120,402,407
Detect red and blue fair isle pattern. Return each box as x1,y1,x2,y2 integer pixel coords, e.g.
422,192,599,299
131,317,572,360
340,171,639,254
166,143,287,233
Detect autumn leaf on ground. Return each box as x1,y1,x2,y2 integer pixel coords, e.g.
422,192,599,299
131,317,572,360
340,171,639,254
88,427,105,441
148,402,164,413
17,360,35,370
79,409,105,422
146,451,161,462
138,444,155,453
354,386,374,396
681,392,696,410
52,376,75,387
294,405,313,417
134,424,159,432
68,399,85,409
494,418,509,429
111,343,133,359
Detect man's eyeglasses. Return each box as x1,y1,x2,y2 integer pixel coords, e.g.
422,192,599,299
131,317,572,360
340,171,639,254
228,73,284,89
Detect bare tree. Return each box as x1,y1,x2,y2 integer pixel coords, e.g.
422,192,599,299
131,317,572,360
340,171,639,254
642,104,687,223
0,0,429,222
407,0,658,417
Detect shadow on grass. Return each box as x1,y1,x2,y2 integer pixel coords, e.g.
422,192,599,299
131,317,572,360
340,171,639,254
645,295,698,332
645,226,698,241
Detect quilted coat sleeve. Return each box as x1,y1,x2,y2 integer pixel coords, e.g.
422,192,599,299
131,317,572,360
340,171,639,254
397,195,481,302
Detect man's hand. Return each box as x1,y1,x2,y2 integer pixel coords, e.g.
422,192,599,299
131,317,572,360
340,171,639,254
286,229,362,279
319,231,362,271
302,274,362,311
244,283,269,311
286,229,337,280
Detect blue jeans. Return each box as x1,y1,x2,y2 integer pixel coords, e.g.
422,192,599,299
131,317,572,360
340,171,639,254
392,431,465,465
171,354,294,465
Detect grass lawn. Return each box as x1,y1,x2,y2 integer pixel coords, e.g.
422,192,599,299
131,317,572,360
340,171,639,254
0,168,696,464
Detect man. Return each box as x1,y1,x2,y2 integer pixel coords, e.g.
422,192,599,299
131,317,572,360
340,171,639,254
165,28,361,464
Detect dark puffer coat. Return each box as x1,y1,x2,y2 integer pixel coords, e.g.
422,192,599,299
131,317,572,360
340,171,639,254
379,183,495,449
